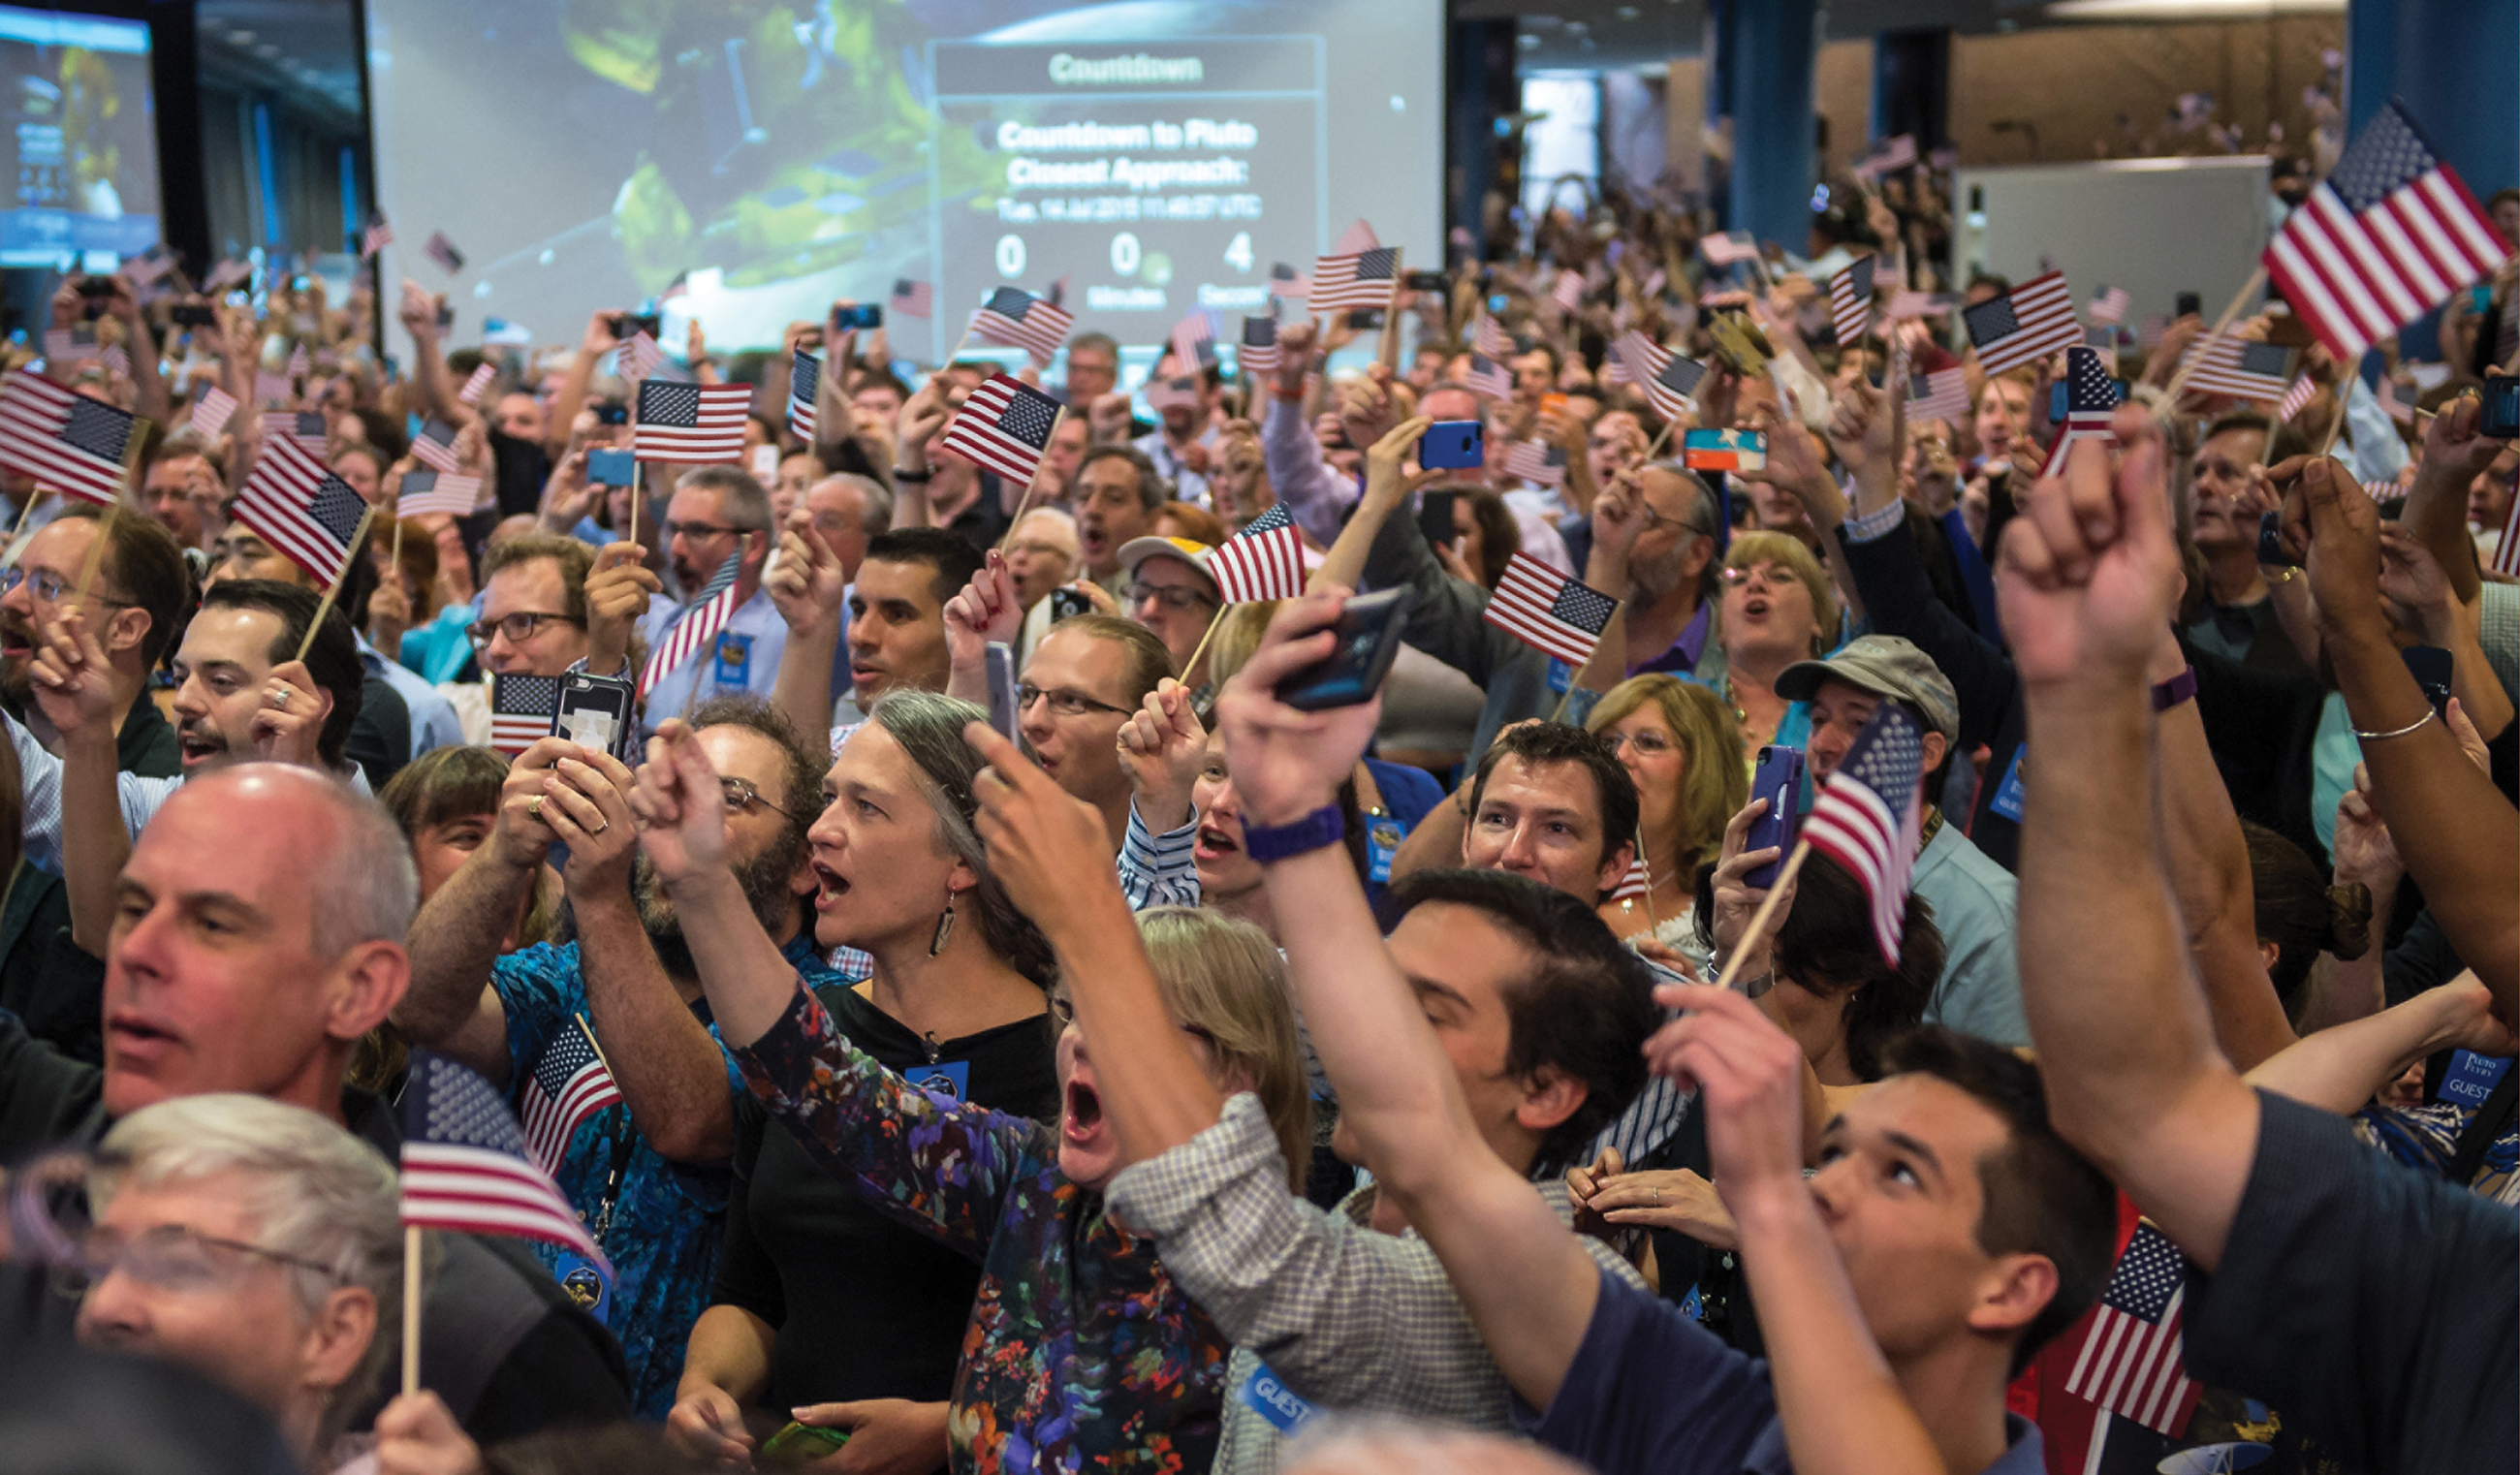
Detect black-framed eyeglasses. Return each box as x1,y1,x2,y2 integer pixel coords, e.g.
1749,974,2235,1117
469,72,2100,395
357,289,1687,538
1635,501,1713,540
0,567,133,606
719,775,803,823
53,1221,343,1298
1122,581,1217,612
1018,683,1133,719
663,520,752,543
466,611,585,647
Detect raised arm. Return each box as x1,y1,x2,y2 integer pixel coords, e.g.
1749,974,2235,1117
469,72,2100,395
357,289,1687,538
2243,974,2511,1115
765,514,849,744
2001,409,2260,1270
1308,416,1430,594
1219,595,1603,1407
2398,392,2502,605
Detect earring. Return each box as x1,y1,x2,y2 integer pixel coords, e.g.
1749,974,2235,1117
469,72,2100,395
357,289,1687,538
929,891,958,957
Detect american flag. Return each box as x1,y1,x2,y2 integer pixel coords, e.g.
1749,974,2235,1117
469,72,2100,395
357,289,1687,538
1269,262,1311,300
265,410,329,457
44,328,97,363
0,371,139,504
231,435,370,583
2264,100,2509,361
520,1018,624,1174
2137,312,2169,349
1799,703,1926,966
788,349,819,441
1608,856,1651,903
399,1051,610,1274
2277,373,2319,424
360,216,393,259
970,287,1073,368
617,330,664,383
1310,247,1401,313
286,342,310,379
1601,340,1634,387
1552,271,1585,313
1502,439,1566,486
1236,317,1281,379
633,381,749,463
1905,348,1971,425
889,278,934,318
396,469,483,519
121,245,173,288
488,674,560,757
2366,476,2408,504
457,361,496,406
190,385,237,438
937,372,1062,486
423,231,465,274
1473,314,1511,360
1333,219,1380,254
412,417,463,473
203,259,252,296
1828,256,1876,348
1964,269,2081,376
1619,332,1707,424
1208,503,1307,603
1484,551,1619,667
1465,352,1515,401
1883,290,1950,321
2180,335,2293,402
1144,375,1201,413
254,370,294,408
2063,1222,2200,1436
1700,231,1760,267
643,552,742,695
1170,309,1218,371
2495,490,2520,579
2089,285,2131,327
2039,347,2123,478
1851,133,1917,182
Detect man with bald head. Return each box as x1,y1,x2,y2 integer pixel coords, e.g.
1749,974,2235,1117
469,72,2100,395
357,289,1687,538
0,763,634,1439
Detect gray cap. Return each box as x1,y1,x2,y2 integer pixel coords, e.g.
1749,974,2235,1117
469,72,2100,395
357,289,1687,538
1774,635,1959,742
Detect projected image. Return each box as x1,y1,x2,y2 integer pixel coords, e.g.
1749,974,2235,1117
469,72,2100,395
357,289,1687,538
367,0,1440,356
0,4,159,266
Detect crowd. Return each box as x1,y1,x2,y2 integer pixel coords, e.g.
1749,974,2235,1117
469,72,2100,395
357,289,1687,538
0,130,2510,1475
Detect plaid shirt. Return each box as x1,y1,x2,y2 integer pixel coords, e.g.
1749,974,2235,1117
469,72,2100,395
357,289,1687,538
1108,1093,1648,1475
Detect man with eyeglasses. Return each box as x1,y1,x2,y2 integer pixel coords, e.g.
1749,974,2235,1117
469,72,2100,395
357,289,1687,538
1117,534,1223,687
630,468,786,735
394,698,839,1416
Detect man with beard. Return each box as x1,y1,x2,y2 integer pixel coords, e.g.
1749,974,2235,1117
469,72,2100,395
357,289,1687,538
1360,418,1725,762
392,698,833,1417
0,506,189,1061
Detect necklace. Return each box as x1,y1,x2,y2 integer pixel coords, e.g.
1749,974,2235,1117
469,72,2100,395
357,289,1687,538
1618,865,1682,911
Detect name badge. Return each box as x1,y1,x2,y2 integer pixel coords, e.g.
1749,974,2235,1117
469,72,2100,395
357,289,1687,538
910,1058,970,1102
1546,657,1571,694
1239,1361,1320,1435
552,1251,612,1327
1989,746,2028,824
2440,1050,2513,1108
1366,817,1406,883
712,632,754,688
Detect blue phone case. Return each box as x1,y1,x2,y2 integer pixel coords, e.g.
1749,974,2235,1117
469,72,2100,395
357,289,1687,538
1419,422,1484,470
1744,745,1804,888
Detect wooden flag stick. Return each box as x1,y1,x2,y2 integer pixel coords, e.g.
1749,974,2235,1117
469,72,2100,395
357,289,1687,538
1179,607,1225,689
994,407,1066,554
299,501,381,661
1377,249,1406,374
1644,415,1684,463
70,502,119,602
1714,838,1811,993
3,488,47,564
2158,267,2267,406
401,1224,423,1397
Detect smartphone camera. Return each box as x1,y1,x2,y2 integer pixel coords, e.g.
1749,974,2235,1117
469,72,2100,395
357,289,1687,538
592,400,630,426
2477,378,2520,439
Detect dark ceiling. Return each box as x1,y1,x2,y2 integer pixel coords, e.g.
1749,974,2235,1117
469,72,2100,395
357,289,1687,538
1473,0,2140,75
194,0,363,123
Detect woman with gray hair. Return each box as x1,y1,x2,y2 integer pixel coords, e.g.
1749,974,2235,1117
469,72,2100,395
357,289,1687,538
68,1093,401,1472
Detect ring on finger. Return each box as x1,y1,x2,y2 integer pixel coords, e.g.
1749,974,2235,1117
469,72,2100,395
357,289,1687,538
528,795,544,818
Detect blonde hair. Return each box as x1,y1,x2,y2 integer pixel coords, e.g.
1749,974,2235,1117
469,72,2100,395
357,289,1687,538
1723,530,1838,655
1203,600,1281,690
1586,675,1748,876
1136,907,1312,1187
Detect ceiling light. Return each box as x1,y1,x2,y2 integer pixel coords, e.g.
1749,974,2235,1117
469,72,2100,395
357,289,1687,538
2047,0,2341,16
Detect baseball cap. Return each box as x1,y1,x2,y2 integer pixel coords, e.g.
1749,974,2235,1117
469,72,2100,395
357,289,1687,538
1117,535,1219,590
1774,635,1958,742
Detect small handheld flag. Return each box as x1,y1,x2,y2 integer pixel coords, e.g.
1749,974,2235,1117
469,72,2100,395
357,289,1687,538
189,385,238,439
633,381,750,463
1798,703,1927,966
1206,503,1307,604
1963,269,2081,376
2063,1222,2200,1437
520,1020,625,1174
1309,246,1401,312
2038,347,2123,478
394,470,483,520
642,552,743,696
411,418,462,473
2179,335,2294,403
1502,439,1567,486
937,372,1062,486
399,1051,610,1272
1464,353,1515,401
1484,551,1619,667
231,436,370,584
788,349,820,442
617,330,665,383
1236,317,1281,379
888,278,934,318
457,361,496,406
0,371,141,505
970,287,1074,367
423,232,465,275
1828,256,1876,347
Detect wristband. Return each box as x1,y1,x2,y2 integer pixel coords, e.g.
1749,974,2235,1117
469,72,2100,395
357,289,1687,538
1242,804,1345,864
892,466,933,484
2150,666,2197,711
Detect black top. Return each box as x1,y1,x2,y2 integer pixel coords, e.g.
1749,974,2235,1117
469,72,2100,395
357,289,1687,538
348,675,412,793
712,982,1058,1412
0,697,182,1063
2183,1089,2517,1475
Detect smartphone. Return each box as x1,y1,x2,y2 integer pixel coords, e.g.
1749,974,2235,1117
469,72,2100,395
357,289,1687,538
1487,293,1508,313
170,302,217,328
1417,488,1461,551
592,399,630,426
760,1422,849,1467
434,300,456,330
833,302,883,330
1743,746,1806,889
1402,268,1448,293
1540,392,1569,419
1419,421,1484,471
1276,587,1416,711
1683,427,1767,472
1344,309,1384,330
553,673,641,762
2175,291,2202,319
1047,587,1092,622
2255,509,2300,569
610,311,663,340
586,447,638,486
2477,377,2520,439
984,642,1021,741
2403,645,2454,720
75,276,117,298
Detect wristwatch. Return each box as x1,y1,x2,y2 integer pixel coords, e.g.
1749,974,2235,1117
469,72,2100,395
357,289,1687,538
2151,666,2198,711
1242,804,1345,864
892,466,933,484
